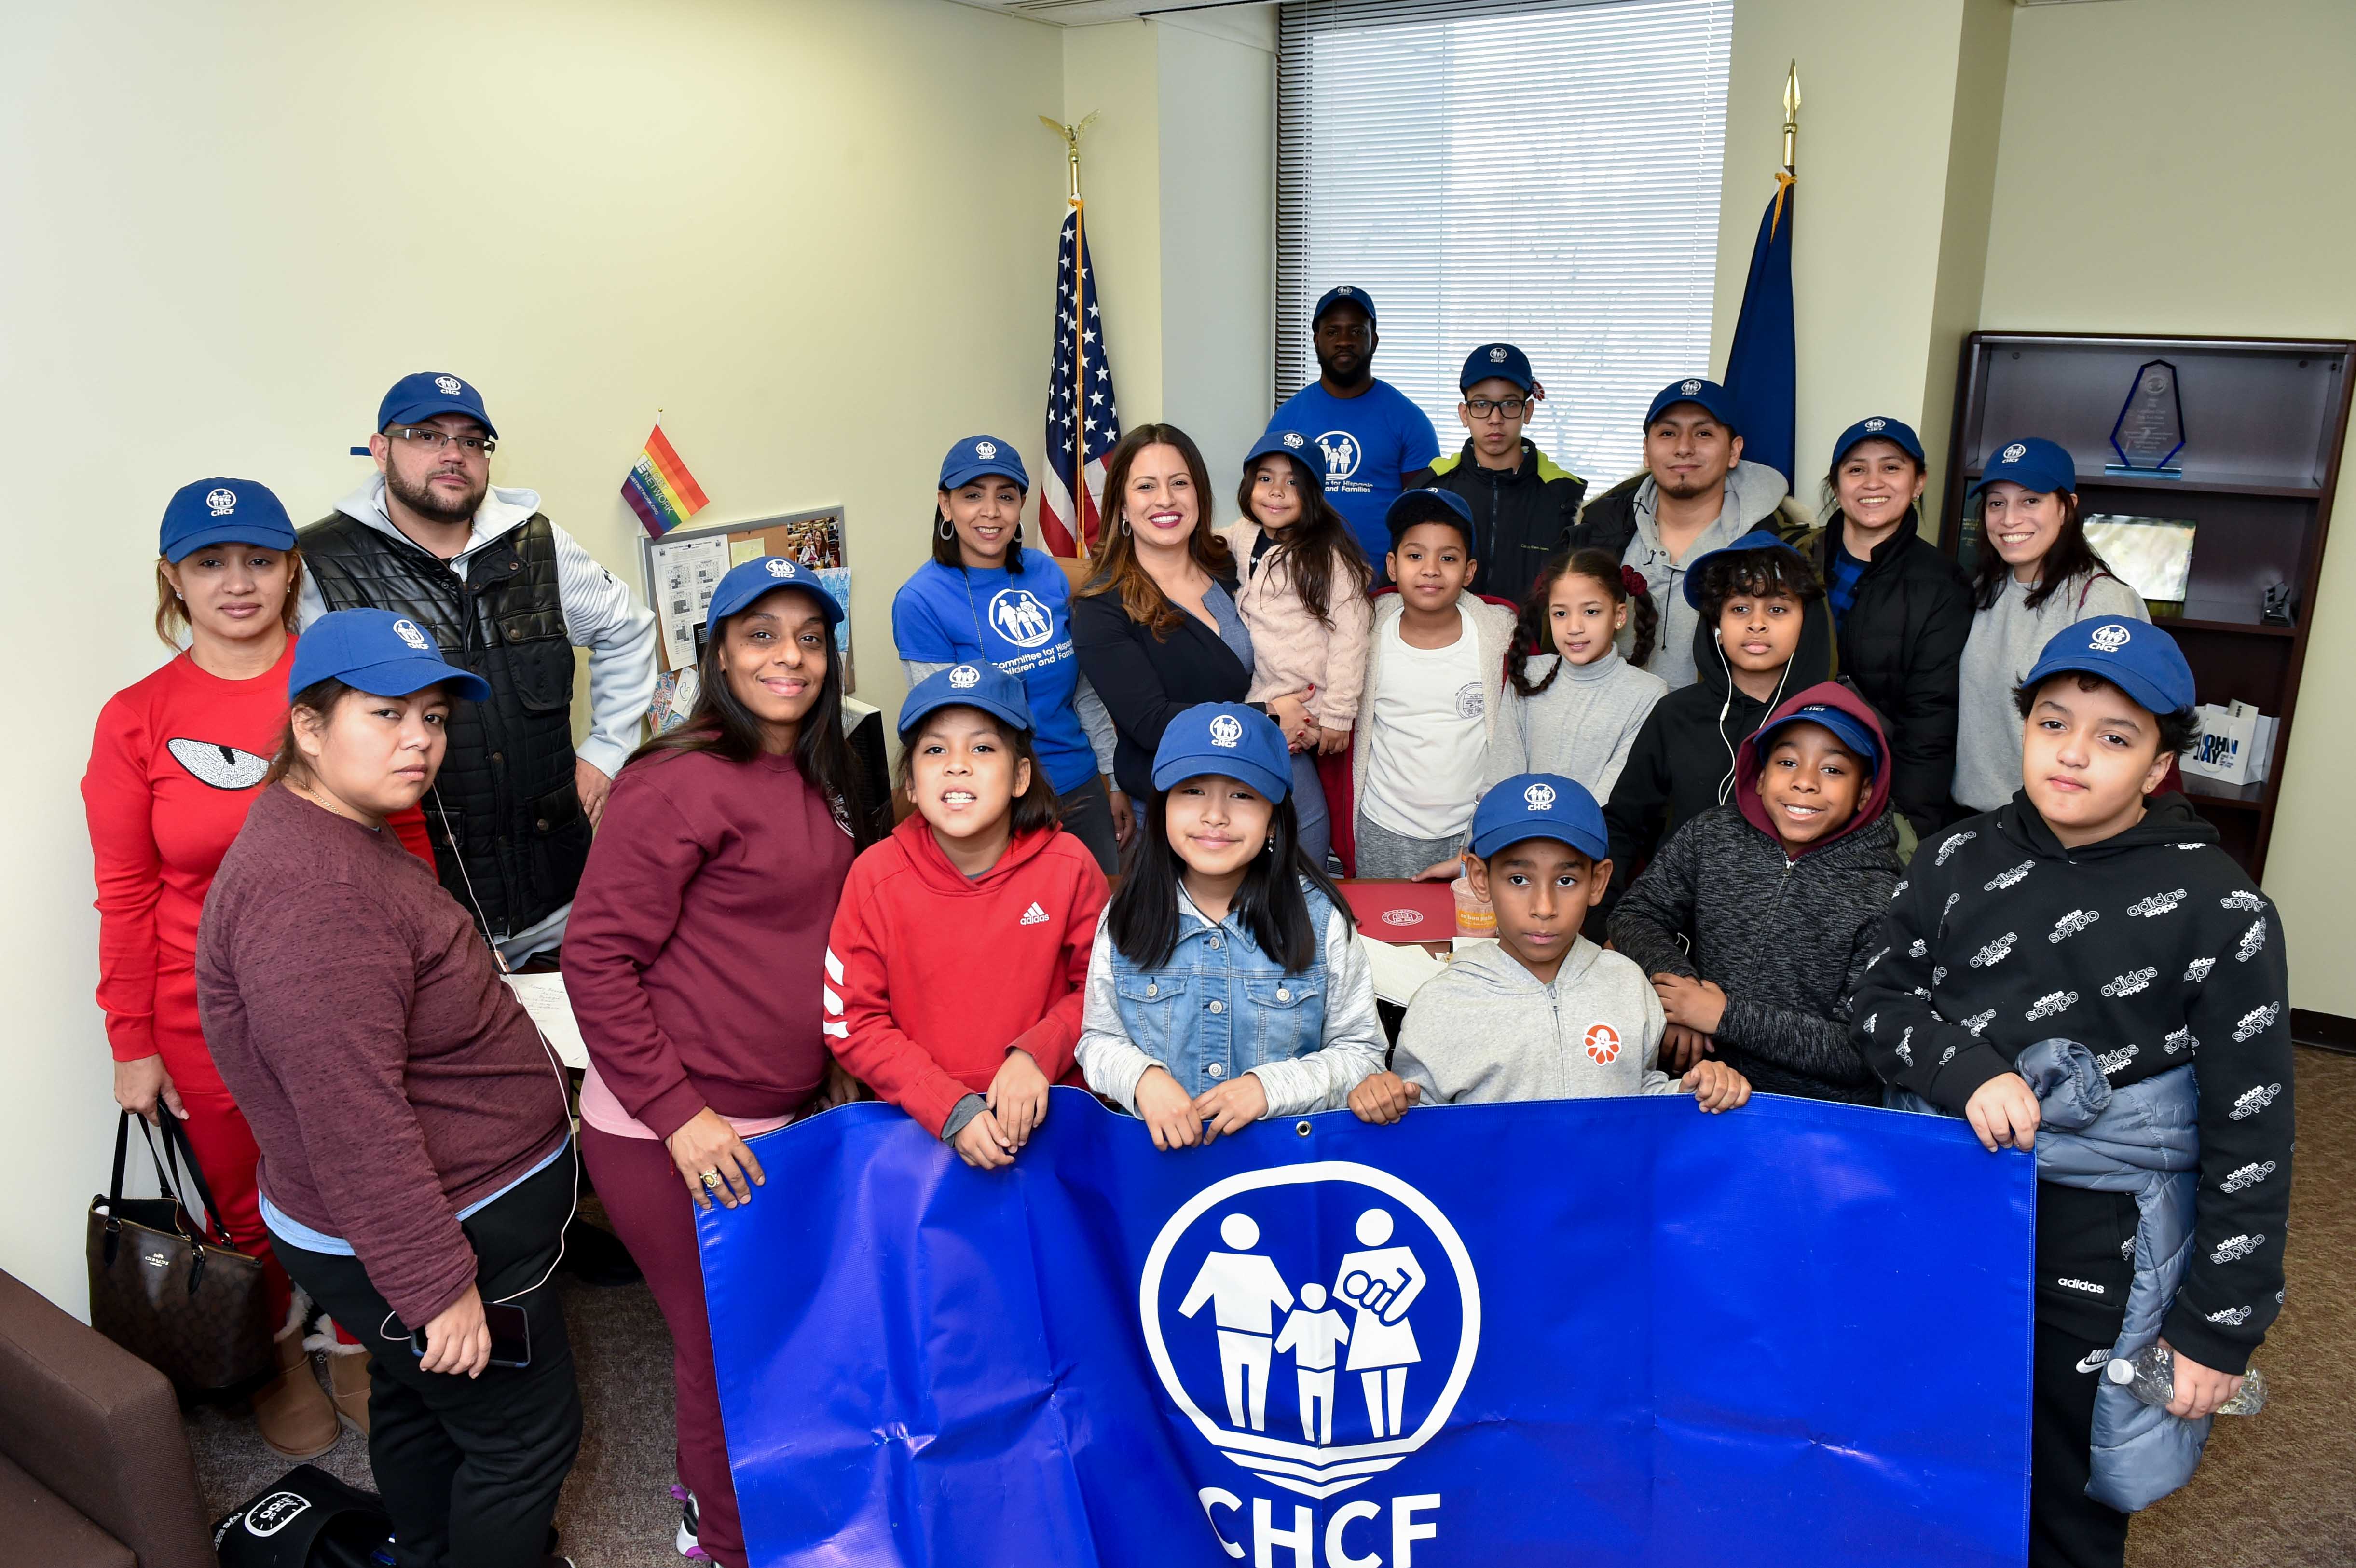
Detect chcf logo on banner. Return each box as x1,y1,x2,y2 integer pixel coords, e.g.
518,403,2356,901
1141,1161,1478,1556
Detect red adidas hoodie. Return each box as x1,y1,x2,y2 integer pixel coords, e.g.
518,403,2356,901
825,814,1109,1136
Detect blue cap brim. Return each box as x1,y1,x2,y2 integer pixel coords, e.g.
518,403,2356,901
1152,753,1290,804
939,463,1028,493
162,519,299,561
1757,710,1880,770
899,690,1032,737
711,579,843,630
381,399,498,439
1469,821,1608,863
2017,655,2183,718
337,655,491,703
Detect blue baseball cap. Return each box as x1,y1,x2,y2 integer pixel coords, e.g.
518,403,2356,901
1831,415,1925,469
289,609,489,702
705,556,844,630
1680,527,1812,608
376,371,496,440
1151,703,1291,803
1470,773,1608,862
158,477,297,562
1244,428,1324,487
898,662,1032,737
1970,436,2077,498
2020,617,2195,718
1644,377,1740,434
939,435,1028,493
1755,702,1881,776
1461,343,1534,393
1312,285,1375,327
1385,486,1476,548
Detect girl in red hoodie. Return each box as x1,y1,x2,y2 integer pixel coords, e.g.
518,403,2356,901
826,663,1110,1171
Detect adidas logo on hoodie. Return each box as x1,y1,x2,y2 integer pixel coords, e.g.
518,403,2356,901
1019,902,1050,927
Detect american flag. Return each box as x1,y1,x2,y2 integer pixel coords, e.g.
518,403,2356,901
1041,205,1120,558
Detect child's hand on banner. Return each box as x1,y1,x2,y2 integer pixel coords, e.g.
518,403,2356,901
1963,1072,2041,1153
1683,1060,1751,1113
1348,1072,1421,1124
1192,1074,1269,1145
989,1048,1051,1149
953,1109,1018,1171
1134,1067,1203,1150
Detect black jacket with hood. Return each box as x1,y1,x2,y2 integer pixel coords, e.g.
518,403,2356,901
1609,683,1902,1104
1781,511,1974,837
1599,570,1835,918
1851,793,2293,1375
1406,437,1587,610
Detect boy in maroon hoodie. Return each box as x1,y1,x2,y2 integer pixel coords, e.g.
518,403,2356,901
1607,682,1902,1103
826,664,1109,1169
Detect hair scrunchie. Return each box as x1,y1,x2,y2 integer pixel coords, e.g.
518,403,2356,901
1619,565,1649,599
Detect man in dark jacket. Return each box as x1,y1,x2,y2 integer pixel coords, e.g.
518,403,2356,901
1405,342,1586,609
1778,416,1973,838
1610,683,1901,1104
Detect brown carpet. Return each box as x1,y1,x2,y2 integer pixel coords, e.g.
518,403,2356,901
187,1050,2356,1564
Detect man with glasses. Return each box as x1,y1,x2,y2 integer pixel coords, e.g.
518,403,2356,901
1404,342,1588,609
299,372,657,968
1266,286,1440,573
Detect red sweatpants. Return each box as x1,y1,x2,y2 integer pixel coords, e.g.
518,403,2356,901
581,1125,749,1568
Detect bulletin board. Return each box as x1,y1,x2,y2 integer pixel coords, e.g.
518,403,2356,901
638,506,852,729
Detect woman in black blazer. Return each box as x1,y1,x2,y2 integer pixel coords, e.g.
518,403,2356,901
1071,424,1315,802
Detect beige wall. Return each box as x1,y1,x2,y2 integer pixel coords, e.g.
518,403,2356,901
1977,0,2356,1014
0,0,1067,1313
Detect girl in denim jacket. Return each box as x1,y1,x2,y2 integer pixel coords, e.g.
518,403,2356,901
1076,703,1384,1150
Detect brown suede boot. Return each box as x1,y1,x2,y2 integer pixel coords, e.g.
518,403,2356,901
253,1318,339,1459
324,1339,372,1436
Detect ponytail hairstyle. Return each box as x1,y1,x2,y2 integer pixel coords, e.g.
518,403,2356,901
1106,782,1353,973
1508,548,1659,696
263,676,356,788
1234,453,1373,627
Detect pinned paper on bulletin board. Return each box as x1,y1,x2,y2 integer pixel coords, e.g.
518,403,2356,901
639,506,853,690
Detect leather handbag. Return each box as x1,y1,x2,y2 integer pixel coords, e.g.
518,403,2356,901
87,1110,274,1391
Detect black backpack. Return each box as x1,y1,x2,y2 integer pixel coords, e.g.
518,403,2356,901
213,1465,395,1568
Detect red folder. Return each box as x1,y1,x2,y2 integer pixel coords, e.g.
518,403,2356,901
1340,879,1459,944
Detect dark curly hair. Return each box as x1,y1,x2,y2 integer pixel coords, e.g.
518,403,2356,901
1696,546,1823,625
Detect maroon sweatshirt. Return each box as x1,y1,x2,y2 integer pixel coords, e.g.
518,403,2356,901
195,786,568,1327
561,745,856,1142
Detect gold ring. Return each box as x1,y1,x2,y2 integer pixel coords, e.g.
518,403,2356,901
699,1169,724,1188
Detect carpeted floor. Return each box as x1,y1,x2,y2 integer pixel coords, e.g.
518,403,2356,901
187,1050,2356,1565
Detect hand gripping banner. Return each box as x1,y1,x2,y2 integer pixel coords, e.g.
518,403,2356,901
700,1090,2031,1567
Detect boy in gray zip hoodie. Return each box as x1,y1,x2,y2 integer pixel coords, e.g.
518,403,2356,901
1349,774,1750,1120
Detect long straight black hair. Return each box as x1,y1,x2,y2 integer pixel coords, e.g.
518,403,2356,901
1106,782,1352,972
626,595,879,850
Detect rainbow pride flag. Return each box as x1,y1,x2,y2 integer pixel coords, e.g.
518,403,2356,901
622,423,711,537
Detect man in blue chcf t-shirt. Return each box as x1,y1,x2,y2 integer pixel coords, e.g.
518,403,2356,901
1268,285,1441,575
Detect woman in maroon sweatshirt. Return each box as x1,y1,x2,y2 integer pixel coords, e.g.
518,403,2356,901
197,610,579,1568
563,558,878,1567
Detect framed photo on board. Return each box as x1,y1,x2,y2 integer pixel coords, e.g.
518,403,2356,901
638,507,854,705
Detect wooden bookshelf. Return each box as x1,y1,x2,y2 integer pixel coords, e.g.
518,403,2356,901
1940,332,2355,879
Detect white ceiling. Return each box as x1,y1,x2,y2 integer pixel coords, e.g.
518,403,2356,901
942,0,1274,24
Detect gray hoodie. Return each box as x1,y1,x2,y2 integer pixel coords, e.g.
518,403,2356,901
1622,458,1789,690
1394,937,1682,1104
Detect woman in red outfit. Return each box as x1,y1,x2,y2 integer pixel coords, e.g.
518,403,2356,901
562,558,878,1566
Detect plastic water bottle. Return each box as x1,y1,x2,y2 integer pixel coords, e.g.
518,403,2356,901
2103,1342,2268,1416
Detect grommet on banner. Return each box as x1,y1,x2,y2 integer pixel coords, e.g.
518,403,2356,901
1295,1121,1313,1137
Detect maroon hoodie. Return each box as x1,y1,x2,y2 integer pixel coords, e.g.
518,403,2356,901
1733,682,1896,856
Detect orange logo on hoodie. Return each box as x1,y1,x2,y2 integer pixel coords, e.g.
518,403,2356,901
1583,1023,1622,1064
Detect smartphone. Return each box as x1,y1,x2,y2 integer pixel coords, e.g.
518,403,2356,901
408,1301,532,1369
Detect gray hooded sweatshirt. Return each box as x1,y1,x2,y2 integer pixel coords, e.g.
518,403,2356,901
1394,937,1683,1104
1621,458,1790,690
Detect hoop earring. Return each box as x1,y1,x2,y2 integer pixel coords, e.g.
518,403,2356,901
936,517,954,541
1120,516,1133,536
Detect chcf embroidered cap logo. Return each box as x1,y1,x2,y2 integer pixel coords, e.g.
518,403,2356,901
1583,1022,1622,1063
948,664,982,689
1680,379,1703,395
2089,622,2133,653
1140,1162,1480,1508
242,1490,313,1537
975,440,998,460
1864,418,1887,432
987,587,1056,650
434,375,462,396
767,558,797,578
1488,345,1509,363
204,487,237,516
1209,714,1245,749
1522,782,1556,811
391,618,430,651
1282,432,1305,449
2001,442,2027,463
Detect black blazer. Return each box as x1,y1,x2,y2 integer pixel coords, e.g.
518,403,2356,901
1070,579,1253,800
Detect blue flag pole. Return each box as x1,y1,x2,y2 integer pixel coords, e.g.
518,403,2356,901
1723,64,1800,489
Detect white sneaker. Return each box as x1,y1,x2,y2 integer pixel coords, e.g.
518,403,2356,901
671,1484,707,1560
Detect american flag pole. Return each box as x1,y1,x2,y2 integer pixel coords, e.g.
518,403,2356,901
1070,192,1089,557
1040,113,1118,559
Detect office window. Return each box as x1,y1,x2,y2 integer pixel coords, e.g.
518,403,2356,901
1277,0,1732,487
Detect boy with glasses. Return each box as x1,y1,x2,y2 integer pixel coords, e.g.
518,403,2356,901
1405,342,1588,610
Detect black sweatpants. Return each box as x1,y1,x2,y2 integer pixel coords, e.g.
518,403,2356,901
276,1149,583,1568
2031,1181,2136,1568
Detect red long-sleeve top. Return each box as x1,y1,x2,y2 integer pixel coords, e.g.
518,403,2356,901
825,815,1107,1136
83,639,433,1062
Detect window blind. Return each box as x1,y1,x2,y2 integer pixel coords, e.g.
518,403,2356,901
1277,0,1732,488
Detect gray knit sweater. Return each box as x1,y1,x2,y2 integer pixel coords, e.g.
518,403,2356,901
1483,650,1669,804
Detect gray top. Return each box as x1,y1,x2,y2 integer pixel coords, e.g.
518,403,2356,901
1393,938,1683,1104
1951,569,2149,812
1618,459,1789,691
1483,649,1670,804
1204,580,1259,680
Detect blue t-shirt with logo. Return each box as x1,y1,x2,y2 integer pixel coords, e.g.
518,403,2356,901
1266,378,1442,568
891,554,1096,794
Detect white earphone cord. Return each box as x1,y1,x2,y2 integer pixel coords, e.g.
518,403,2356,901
1712,626,1796,807
376,787,579,1347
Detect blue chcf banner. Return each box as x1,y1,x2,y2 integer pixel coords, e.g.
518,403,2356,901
700,1089,2031,1568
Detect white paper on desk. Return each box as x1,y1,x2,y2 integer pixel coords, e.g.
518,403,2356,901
500,972,589,1071
651,534,731,671
1356,932,1449,1007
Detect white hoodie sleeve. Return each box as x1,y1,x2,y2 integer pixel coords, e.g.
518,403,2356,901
1246,909,1387,1118
551,522,659,778
1075,908,1164,1114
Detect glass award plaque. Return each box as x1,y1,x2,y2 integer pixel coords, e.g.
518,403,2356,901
2107,358,2186,475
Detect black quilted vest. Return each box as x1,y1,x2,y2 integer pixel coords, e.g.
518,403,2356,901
299,510,590,938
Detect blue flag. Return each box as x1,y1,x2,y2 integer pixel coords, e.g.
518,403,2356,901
702,1089,2030,1568
1723,174,1796,488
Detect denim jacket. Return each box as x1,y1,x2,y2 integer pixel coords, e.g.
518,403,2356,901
1075,882,1384,1118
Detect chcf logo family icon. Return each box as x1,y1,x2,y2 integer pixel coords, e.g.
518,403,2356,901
205,487,237,516
987,587,1057,650
767,558,798,579
1315,430,1363,484
1140,1162,1480,1507
1210,713,1246,750
392,618,430,652
434,374,463,396
2089,622,2133,653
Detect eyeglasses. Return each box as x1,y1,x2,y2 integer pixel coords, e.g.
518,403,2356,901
1465,397,1531,420
387,425,497,455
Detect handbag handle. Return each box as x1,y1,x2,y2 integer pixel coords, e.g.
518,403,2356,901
134,1115,236,1252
